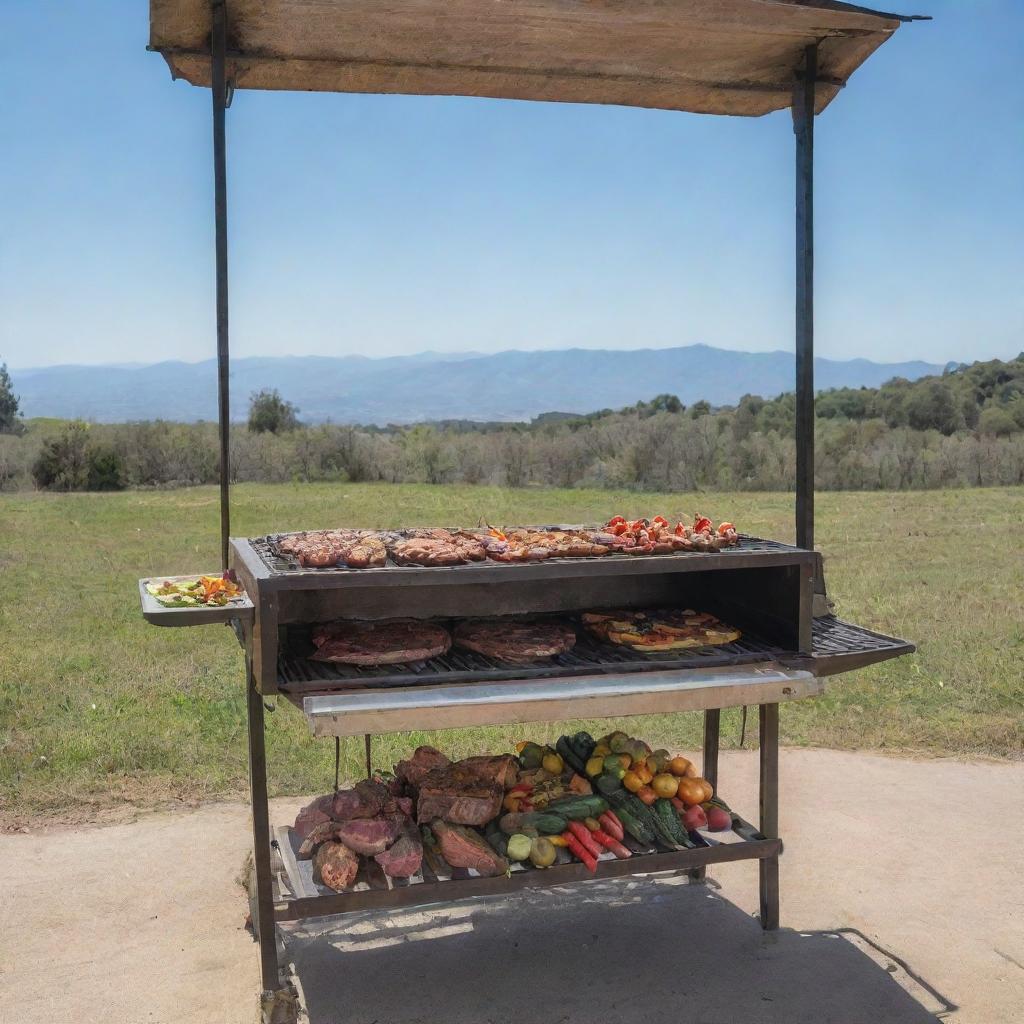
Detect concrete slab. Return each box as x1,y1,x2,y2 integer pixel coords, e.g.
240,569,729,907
0,750,1021,1024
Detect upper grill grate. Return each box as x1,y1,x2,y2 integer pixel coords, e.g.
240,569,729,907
248,532,799,578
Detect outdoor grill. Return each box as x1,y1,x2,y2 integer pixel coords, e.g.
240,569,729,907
141,1,925,1018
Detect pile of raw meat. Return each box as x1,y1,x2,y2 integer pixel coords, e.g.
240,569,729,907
293,747,519,889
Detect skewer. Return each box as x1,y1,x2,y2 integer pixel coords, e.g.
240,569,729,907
334,736,340,791
364,734,372,777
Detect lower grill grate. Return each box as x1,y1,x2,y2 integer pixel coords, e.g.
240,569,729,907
276,615,912,695
278,622,788,692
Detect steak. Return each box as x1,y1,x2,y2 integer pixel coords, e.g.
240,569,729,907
293,795,334,841
331,778,390,820
313,840,359,891
431,821,508,877
415,759,512,826
453,618,577,663
395,746,451,790
297,819,341,859
454,754,520,789
310,619,451,666
374,819,423,879
334,816,402,856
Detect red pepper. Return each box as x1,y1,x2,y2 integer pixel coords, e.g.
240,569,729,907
652,515,669,526
717,522,735,536
674,522,686,536
607,515,626,527
562,832,598,872
611,522,629,536
591,829,632,860
567,820,603,858
693,515,712,534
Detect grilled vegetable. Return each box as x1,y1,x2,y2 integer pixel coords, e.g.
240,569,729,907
506,834,534,862
498,811,564,836
590,829,632,860
484,821,509,858
605,790,656,845
555,736,587,776
595,773,624,796
655,798,694,847
566,820,603,858
517,742,546,770
562,831,598,873
543,794,609,820
529,837,557,868
570,731,596,763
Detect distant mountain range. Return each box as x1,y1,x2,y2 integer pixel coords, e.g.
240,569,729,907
11,346,945,425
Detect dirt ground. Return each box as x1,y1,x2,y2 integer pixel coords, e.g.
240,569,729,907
1,749,1022,1024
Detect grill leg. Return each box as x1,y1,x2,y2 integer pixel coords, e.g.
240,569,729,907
690,708,721,882
759,702,780,930
247,664,282,994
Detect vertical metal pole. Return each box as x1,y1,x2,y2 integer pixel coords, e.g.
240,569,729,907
689,708,721,883
212,0,231,571
794,44,816,552
247,661,281,992
758,702,780,930
702,708,720,793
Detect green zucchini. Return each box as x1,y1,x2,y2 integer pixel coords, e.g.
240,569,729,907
498,811,566,836
605,791,655,845
543,794,609,820
655,799,694,848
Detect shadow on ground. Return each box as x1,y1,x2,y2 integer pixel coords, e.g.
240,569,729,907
282,874,954,1024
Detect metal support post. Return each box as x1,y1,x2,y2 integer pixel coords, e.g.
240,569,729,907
212,0,231,571
793,44,816,552
247,661,282,993
690,708,721,882
758,703,780,930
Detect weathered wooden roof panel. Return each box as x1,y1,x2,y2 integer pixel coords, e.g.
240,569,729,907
150,0,916,115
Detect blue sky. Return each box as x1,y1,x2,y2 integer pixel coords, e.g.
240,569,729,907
1,1,1022,370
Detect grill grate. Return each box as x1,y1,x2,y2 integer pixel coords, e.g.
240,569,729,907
276,615,911,694
811,615,911,657
278,621,789,692
249,532,799,578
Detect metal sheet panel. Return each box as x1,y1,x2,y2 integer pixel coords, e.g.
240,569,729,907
301,662,820,736
149,0,917,115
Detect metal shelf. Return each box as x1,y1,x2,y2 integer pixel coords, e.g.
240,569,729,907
297,663,819,738
271,810,778,922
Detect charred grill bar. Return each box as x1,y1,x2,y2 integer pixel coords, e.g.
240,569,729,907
144,1,925,1016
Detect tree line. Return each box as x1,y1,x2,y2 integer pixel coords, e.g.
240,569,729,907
1,355,1022,493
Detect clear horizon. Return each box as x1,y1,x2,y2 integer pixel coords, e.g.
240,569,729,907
7,340,969,376
1,1,1022,370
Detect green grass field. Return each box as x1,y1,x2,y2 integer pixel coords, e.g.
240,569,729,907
1,483,1022,823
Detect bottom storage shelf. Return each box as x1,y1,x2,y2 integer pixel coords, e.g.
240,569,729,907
271,811,778,923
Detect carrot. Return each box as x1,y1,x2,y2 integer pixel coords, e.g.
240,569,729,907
598,812,624,842
591,829,632,860
562,832,597,873
567,820,603,858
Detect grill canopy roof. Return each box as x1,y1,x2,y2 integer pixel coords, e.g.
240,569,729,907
150,0,921,116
